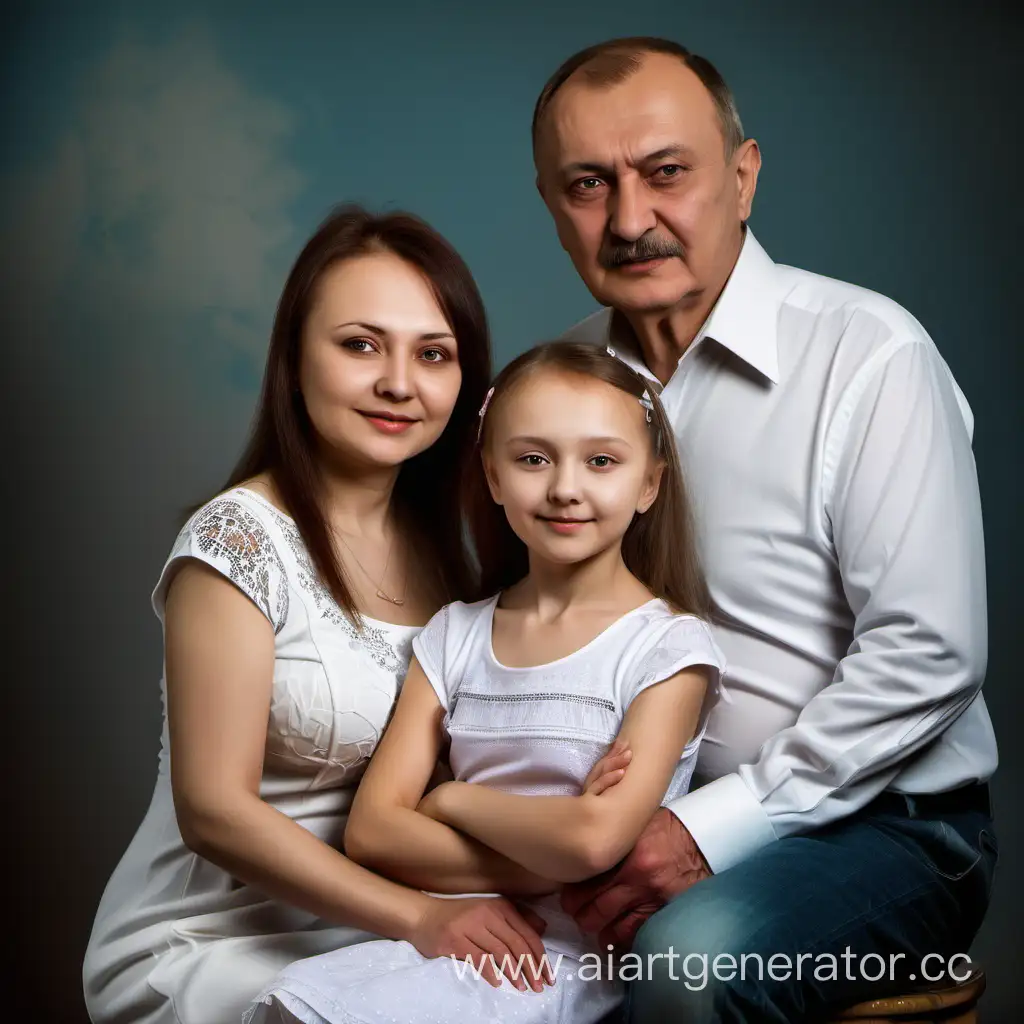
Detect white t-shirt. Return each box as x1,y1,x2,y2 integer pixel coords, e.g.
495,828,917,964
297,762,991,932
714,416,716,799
412,593,727,956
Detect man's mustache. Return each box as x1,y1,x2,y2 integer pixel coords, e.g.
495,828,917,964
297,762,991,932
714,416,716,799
600,233,684,269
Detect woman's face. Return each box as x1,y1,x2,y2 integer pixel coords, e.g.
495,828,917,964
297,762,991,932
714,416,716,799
299,251,462,471
483,369,663,567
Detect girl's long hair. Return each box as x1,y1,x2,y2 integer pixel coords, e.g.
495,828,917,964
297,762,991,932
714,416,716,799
212,204,492,623
466,341,710,618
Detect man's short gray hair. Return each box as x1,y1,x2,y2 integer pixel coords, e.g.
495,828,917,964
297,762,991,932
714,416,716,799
532,37,745,161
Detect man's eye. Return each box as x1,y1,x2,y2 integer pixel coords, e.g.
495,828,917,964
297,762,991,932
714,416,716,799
655,165,685,180
573,177,604,193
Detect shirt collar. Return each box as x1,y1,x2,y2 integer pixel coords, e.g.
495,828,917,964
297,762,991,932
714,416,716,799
608,227,781,385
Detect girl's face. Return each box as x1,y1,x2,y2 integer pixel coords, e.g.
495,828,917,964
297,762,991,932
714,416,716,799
298,251,462,471
484,370,663,567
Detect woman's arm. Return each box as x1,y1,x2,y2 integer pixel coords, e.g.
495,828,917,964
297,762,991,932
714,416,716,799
165,558,554,992
344,661,559,897
422,667,711,883
165,560,441,937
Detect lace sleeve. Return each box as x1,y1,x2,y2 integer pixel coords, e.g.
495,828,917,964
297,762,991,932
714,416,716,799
411,603,451,710
151,498,290,634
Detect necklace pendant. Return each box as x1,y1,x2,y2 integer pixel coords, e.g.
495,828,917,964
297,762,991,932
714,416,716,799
377,589,405,606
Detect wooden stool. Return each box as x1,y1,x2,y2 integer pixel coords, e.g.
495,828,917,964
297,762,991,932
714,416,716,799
828,966,986,1023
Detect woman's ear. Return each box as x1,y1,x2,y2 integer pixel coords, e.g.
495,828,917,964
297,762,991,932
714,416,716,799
637,460,665,514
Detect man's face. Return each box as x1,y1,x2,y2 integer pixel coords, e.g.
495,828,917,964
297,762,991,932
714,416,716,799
536,53,758,316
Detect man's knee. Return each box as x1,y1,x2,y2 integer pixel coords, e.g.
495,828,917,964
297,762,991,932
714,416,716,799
628,879,783,1015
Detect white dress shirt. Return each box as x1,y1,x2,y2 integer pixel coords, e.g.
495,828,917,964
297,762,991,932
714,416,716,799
561,229,997,873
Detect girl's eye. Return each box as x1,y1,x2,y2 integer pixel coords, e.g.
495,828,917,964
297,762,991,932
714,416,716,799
589,455,616,468
518,454,548,467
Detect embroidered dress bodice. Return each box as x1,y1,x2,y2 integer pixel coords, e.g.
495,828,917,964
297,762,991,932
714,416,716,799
83,488,421,1024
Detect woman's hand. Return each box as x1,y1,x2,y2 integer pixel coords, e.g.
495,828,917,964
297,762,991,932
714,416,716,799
582,739,633,796
408,895,555,992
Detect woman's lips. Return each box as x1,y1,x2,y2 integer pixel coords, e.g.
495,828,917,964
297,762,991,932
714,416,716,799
359,411,418,434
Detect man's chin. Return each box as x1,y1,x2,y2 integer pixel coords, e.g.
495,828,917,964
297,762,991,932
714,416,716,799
599,282,691,316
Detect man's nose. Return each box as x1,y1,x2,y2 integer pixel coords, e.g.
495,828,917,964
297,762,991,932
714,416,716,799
608,177,657,242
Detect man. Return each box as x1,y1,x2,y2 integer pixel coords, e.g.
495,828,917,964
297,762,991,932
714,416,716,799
533,37,999,1022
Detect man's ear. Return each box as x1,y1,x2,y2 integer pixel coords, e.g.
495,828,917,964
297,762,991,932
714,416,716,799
734,137,761,223
637,460,665,514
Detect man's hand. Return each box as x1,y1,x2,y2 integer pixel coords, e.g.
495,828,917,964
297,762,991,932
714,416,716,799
560,807,711,951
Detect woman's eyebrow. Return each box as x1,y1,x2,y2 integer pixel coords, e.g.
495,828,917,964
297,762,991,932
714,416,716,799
332,320,455,341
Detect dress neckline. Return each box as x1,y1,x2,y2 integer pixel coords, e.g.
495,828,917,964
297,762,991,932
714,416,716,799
229,486,422,633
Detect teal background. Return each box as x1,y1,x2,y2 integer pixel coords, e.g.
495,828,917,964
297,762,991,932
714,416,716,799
2,1,1019,1019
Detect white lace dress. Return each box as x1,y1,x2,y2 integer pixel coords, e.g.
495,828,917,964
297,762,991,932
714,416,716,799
246,596,726,1024
83,488,422,1024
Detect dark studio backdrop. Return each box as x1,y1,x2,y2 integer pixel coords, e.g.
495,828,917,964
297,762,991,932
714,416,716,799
2,1,1019,1019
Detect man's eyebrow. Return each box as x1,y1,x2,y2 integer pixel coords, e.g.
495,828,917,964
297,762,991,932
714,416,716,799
332,321,455,341
562,145,697,177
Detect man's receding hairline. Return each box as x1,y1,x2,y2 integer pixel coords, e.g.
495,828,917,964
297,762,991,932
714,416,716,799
532,39,744,162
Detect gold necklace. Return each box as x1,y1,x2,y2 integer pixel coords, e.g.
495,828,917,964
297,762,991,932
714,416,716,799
334,530,405,606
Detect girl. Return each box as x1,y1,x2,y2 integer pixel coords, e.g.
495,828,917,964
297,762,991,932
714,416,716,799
83,206,548,1024
246,341,725,1024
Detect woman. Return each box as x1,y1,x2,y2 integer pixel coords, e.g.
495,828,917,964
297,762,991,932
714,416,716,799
83,205,547,1024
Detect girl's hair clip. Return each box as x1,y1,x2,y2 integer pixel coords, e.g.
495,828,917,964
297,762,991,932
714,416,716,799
639,389,654,423
606,344,617,358
476,386,495,443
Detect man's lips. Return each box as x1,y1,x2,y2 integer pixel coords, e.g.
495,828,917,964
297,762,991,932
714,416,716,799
613,256,670,272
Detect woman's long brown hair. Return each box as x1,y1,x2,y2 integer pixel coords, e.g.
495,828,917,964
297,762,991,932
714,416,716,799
210,204,492,624
466,341,710,618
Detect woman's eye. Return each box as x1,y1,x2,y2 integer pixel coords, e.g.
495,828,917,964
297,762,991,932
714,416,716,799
342,338,375,352
421,348,448,363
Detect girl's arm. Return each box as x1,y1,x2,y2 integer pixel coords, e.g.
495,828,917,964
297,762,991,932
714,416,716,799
343,660,559,897
166,559,554,992
421,667,711,884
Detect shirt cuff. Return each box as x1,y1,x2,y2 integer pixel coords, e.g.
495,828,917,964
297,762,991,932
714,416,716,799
666,773,778,873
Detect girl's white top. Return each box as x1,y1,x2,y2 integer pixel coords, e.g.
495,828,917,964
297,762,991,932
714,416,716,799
413,594,726,956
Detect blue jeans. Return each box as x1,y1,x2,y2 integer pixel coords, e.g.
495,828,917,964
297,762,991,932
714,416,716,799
622,783,997,1024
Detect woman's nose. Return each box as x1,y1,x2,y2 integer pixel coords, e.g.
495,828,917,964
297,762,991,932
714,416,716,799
375,354,413,401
